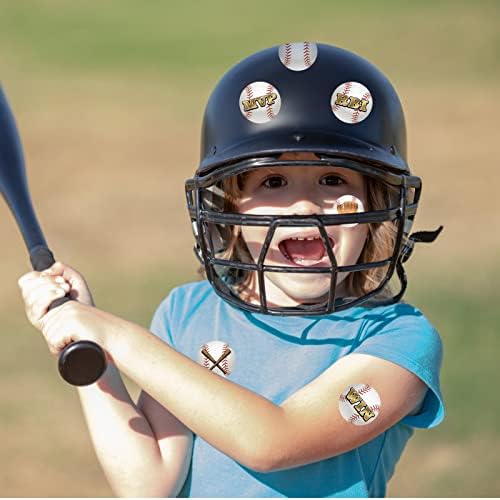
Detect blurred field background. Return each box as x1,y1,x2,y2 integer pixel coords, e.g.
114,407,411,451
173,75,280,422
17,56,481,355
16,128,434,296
0,0,498,496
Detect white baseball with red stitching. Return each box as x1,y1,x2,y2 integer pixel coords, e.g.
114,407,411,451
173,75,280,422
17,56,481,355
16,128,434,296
239,81,281,124
278,42,318,71
331,81,373,124
338,383,381,426
197,340,235,377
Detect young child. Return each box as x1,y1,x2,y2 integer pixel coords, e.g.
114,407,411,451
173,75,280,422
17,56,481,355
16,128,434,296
18,42,445,497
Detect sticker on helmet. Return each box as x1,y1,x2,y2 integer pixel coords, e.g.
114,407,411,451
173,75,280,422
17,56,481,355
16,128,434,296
198,341,235,377
278,42,318,71
339,383,381,425
333,195,364,227
239,81,281,124
331,81,373,124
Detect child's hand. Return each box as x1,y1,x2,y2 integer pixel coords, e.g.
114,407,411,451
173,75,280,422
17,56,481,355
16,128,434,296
18,261,95,332
18,263,119,357
32,300,115,357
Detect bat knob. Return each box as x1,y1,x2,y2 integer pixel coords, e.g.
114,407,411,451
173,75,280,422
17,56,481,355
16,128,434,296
58,340,107,386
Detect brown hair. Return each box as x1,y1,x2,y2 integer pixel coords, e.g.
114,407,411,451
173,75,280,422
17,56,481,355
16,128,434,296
197,169,400,300
344,176,399,298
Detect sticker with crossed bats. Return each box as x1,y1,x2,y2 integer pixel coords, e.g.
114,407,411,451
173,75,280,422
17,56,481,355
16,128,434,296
198,341,235,377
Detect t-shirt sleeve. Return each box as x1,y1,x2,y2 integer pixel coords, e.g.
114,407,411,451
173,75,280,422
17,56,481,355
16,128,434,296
353,302,445,429
149,288,178,348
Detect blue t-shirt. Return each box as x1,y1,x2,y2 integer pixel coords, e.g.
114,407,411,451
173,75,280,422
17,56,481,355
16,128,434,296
149,280,445,498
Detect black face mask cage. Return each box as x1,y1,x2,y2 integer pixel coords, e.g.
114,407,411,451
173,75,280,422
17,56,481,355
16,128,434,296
185,155,423,315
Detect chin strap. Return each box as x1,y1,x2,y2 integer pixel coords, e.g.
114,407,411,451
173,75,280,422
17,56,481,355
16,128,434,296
392,225,444,303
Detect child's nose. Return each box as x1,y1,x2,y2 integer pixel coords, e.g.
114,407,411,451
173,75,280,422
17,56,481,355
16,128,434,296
288,199,322,215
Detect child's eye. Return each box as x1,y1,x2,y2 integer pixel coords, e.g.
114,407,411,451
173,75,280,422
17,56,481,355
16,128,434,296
320,174,345,186
262,175,287,189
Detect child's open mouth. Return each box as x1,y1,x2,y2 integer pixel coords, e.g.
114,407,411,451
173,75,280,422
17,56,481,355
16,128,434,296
278,235,335,266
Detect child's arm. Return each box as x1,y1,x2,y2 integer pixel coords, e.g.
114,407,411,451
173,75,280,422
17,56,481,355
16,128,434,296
34,291,428,473
18,264,192,497
78,361,192,497
112,319,427,472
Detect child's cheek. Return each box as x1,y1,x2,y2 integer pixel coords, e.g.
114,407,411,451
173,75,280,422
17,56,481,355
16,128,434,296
240,226,267,260
336,224,369,265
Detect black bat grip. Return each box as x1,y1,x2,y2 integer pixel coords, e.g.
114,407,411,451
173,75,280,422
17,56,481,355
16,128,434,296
30,246,107,386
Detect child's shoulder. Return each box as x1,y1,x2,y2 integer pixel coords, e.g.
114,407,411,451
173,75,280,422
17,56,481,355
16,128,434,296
169,279,212,297
357,298,438,334
360,298,429,318
354,299,442,362
363,299,435,326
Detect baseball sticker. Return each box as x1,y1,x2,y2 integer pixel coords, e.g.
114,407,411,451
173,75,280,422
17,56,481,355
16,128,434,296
198,341,235,377
279,42,318,71
239,81,281,124
333,195,364,228
331,81,373,124
339,383,381,425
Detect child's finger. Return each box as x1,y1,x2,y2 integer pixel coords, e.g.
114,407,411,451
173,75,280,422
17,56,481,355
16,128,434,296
22,279,67,309
40,261,67,278
18,270,45,288
29,282,69,305
53,276,72,291
27,287,69,327
19,262,94,308
20,275,70,302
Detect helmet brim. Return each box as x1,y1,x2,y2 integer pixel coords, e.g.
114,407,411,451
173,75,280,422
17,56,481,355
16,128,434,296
198,129,408,176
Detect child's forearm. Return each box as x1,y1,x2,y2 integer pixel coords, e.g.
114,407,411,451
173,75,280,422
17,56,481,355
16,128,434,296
77,361,173,497
109,318,285,471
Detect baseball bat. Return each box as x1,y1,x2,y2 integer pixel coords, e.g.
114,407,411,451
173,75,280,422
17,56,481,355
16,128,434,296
0,85,106,386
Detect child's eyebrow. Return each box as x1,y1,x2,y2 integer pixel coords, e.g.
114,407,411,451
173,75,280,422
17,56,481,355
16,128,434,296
245,165,352,178
245,167,278,178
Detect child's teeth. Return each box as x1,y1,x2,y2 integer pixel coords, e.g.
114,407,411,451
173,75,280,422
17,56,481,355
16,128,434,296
294,258,322,265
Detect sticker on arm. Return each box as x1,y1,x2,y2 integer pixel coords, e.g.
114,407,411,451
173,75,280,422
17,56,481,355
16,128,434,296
339,383,381,425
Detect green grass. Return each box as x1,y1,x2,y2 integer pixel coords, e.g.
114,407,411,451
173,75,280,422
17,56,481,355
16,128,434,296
406,271,500,443
1,0,499,84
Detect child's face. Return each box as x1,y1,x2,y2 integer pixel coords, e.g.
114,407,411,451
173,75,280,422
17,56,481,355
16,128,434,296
236,152,369,307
